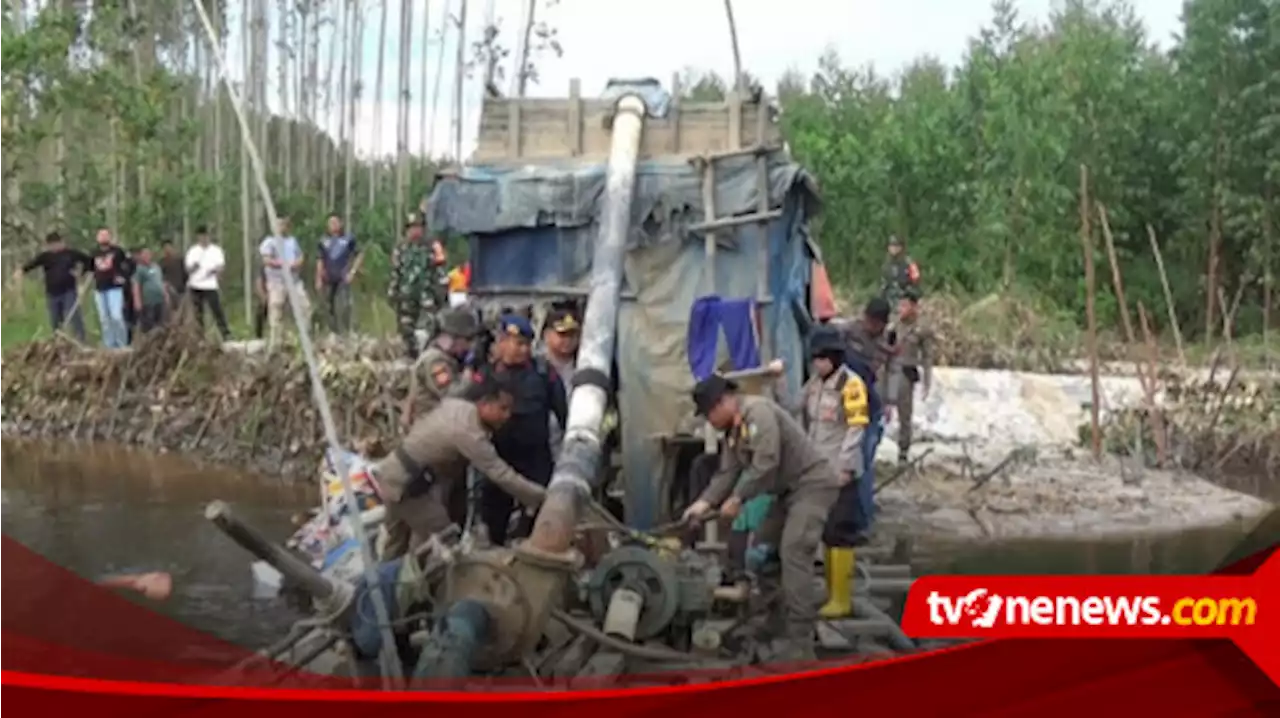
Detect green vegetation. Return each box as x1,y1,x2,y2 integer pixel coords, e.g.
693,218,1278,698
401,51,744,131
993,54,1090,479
3,0,1276,368
692,0,1278,359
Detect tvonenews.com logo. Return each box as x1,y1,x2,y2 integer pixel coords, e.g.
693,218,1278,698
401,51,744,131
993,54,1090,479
926,589,1259,629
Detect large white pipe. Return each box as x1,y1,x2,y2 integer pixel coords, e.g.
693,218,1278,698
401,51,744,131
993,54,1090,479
528,93,647,553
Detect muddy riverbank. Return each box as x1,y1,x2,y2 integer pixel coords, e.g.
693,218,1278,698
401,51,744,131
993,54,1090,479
3,328,1276,543
1,327,408,481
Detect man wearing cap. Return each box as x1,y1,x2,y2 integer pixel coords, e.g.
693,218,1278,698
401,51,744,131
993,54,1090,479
681,375,841,661
801,328,871,619
831,297,898,543
371,375,548,559
402,307,483,428
880,235,920,306
894,286,933,465
388,214,435,359
471,314,568,545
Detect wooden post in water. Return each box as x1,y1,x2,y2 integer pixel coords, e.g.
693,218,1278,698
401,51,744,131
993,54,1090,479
1080,165,1101,460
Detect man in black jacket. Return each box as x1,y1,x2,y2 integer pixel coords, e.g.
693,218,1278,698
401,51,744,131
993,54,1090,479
16,232,92,342
470,314,568,545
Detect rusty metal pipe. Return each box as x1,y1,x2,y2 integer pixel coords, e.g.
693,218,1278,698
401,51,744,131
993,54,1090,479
528,92,648,555
205,500,335,601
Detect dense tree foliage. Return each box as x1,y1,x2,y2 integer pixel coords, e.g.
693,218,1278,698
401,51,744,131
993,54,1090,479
691,0,1277,340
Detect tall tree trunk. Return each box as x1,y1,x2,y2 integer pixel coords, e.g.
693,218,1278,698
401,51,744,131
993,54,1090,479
418,0,431,163
323,0,342,211
396,0,413,224
344,0,363,225
241,0,255,324
428,0,451,156
370,0,390,208
180,5,192,247
212,0,224,251
125,0,148,200
278,0,293,196
254,1,269,233
453,0,468,162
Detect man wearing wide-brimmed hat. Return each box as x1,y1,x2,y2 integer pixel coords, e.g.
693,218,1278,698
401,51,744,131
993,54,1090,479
681,374,841,662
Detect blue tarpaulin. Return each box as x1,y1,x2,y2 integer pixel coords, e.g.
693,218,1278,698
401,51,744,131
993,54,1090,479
426,150,822,529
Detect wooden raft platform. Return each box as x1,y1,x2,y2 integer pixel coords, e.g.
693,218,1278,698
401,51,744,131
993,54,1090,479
472,76,783,163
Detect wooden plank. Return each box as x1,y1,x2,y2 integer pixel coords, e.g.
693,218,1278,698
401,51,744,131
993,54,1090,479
687,209,782,233
472,95,779,162
727,90,743,150
669,71,681,154
568,78,582,157
506,101,521,158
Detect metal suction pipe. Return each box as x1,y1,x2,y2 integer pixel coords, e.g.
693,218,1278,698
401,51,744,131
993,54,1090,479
528,92,648,555
205,501,339,604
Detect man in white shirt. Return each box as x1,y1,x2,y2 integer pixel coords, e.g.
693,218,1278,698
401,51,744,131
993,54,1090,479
259,215,309,350
184,226,230,340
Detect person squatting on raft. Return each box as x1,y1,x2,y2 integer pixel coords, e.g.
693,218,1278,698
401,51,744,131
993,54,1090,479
471,314,568,546
681,375,841,662
802,329,872,618
369,375,547,560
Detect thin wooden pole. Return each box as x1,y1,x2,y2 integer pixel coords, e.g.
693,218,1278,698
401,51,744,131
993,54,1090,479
1136,303,1169,468
1146,224,1185,366
1080,165,1101,461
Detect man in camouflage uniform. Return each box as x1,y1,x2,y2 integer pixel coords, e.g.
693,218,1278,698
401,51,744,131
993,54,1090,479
894,285,934,465
879,235,920,307
388,214,435,359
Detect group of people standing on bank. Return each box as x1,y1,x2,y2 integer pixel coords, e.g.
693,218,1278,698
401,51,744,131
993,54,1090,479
15,211,476,353
17,227,197,347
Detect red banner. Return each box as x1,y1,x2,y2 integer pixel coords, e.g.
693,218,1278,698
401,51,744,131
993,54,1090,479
2,534,1278,715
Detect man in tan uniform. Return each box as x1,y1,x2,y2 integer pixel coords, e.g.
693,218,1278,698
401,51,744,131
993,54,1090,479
402,307,483,428
682,375,841,661
372,375,546,559
894,286,933,465
800,329,870,619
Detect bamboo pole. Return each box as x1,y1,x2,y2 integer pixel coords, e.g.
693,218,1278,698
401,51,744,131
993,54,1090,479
1080,165,1101,460
723,0,744,92
1146,224,1185,366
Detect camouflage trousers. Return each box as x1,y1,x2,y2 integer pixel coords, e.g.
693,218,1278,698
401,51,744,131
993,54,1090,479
395,299,438,358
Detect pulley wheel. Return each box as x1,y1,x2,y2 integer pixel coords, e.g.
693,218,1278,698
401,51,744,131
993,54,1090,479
585,545,681,640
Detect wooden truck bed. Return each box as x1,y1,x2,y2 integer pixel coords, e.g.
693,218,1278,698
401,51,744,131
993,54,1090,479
471,77,783,163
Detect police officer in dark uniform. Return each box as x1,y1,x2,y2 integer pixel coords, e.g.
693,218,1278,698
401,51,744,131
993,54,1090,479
472,314,568,545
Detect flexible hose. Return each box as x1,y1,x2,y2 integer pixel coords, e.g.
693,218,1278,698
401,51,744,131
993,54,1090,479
189,0,401,687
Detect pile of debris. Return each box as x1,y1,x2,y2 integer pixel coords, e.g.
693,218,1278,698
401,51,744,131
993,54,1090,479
1089,365,1279,497
1,324,407,479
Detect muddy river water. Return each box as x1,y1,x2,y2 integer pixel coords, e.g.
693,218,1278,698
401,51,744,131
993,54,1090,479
2,439,1276,649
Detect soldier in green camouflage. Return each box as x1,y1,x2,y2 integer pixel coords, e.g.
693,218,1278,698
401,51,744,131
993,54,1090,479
879,235,920,307
388,214,435,359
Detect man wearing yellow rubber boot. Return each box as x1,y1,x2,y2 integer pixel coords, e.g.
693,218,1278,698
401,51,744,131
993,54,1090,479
803,328,871,618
